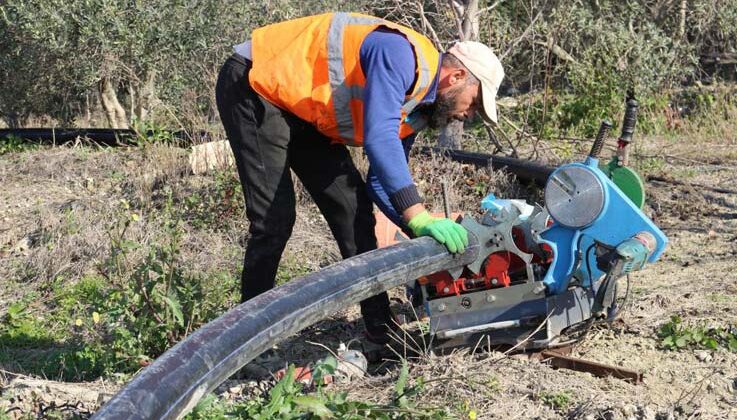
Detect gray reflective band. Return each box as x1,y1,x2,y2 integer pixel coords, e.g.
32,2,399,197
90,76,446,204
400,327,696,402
327,13,434,143
400,32,433,115
405,112,428,133
328,13,382,142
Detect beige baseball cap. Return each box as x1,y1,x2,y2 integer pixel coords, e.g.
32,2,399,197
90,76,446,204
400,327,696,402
448,41,505,124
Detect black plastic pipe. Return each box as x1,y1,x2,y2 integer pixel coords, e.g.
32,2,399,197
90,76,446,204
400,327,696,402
93,236,479,420
0,128,211,146
419,146,555,186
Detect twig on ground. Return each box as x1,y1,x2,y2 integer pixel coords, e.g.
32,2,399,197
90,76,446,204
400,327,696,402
647,175,737,195
672,367,720,410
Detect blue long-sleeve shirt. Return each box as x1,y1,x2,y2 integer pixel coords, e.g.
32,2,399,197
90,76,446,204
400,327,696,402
359,29,439,225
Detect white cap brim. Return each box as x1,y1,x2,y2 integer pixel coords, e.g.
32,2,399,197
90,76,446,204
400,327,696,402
480,82,498,124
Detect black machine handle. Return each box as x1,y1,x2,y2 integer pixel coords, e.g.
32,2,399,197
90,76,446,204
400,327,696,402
589,120,612,159
618,96,639,145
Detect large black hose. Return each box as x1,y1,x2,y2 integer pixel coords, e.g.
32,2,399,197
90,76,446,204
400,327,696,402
0,128,210,146
93,236,479,420
419,147,555,186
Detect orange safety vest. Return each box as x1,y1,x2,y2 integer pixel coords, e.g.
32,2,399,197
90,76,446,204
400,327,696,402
249,12,440,146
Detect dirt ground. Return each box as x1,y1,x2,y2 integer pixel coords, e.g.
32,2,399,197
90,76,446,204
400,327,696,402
1,135,736,419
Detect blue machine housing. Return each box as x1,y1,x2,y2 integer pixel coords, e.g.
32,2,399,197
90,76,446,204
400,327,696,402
540,157,668,295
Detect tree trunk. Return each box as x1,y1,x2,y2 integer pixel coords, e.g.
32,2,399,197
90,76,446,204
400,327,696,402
135,71,157,121
460,0,480,41
4,113,24,129
679,0,687,41
439,0,480,149
438,121,465,149
99,77,128,129
129,82,136,122
82,93,92,127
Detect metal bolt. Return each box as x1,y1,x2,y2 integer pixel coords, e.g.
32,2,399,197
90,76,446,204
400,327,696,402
486,294,496,303
443,287,450,294
491,278,498,285
533,283,547,294
437,303,446,312
461,297,472,309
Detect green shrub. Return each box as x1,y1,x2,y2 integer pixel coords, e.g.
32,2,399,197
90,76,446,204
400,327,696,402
658,315,737,352
0,135,36,155
181,170,243,230
186,360,452,419
539,390,573,411
131,118,176,146
0,198,238,380
0,300,54,347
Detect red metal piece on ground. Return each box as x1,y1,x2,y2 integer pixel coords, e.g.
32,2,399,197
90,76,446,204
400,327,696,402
274,366,334,385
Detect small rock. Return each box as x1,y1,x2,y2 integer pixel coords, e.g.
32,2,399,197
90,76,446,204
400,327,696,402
96,393,113,408
621,403,636,417
12,236,33,253
601,409,616,420
657,411,675,420
694,350,712,363
228,385,243,395
190,140,234,175
640,406,656,420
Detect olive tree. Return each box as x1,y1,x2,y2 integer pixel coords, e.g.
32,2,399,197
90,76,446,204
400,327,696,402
0,0,259,128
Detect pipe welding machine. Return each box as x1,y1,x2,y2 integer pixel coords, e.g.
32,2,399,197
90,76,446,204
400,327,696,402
415,97,669,350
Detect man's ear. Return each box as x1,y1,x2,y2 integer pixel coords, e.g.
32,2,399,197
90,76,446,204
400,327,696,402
448,67,468,86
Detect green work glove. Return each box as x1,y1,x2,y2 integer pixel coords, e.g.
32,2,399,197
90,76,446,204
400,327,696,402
408,210,469,254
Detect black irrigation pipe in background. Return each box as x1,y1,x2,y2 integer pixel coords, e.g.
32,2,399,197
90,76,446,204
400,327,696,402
419,146,555,186
2,128,555,185
93,236,479,420
0,128,214,146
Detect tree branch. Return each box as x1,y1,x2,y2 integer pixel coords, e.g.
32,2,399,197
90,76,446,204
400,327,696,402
476,0,504,16
417,0,444,48
500,8,544,60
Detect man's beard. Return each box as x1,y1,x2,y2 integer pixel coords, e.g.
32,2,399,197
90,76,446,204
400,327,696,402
425,85,463,129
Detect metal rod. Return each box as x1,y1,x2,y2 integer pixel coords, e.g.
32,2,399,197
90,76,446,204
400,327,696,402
441,180,451,218
540,350,643,384
589,121,612,159
437,319,521,339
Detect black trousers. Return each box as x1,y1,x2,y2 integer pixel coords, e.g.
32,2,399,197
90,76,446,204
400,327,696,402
215,53,391,329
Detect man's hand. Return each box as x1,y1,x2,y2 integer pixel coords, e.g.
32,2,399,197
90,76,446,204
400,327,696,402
408,210,468,253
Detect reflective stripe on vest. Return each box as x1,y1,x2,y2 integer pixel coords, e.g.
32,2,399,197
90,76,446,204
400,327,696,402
327,13,383,141
327,13,435,144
